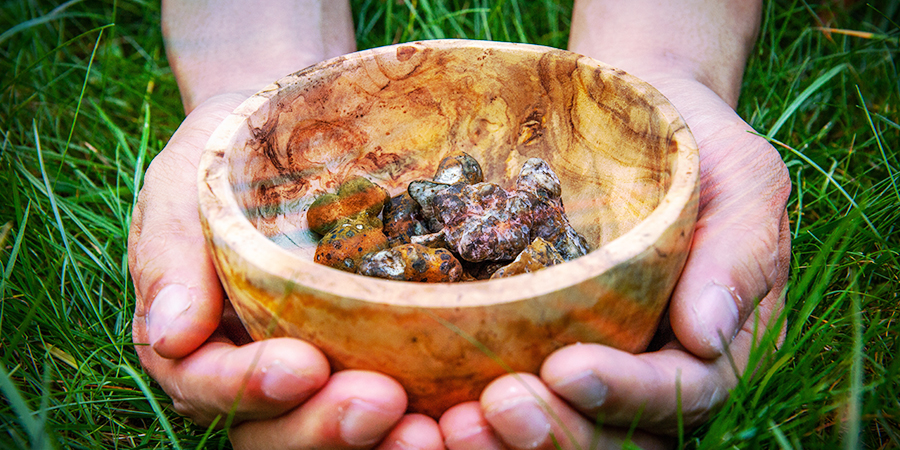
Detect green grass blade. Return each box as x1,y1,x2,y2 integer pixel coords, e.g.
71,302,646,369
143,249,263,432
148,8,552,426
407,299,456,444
0,362,55,450
0,0,85,46
0,24,115,101
118,361,184,450
845,275,863,450
765,134,882,240
785,211,859,346
766,63,847,140
676,370,684,449
856,86,899,204
875,113,900,131
33,121,116,345
793,166,804,236
91,101,136,165
53,26,105,185
509,0,528,42
769,419,794,450
192,415,222,450
0,202,30,305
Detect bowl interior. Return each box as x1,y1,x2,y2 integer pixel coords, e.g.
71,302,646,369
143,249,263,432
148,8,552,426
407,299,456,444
223,41,682,265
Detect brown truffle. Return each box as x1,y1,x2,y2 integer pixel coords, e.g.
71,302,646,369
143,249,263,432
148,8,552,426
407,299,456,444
307,176,389,235
491,238,565,279
314,213,389,272
432,151,484,185
383,192,430,246
424,182,533,262
358,243,463,282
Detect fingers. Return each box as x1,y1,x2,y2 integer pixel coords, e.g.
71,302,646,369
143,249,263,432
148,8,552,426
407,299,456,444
541,343,734,433
541,277,787,435
127,95,335,428
140,337,330,426
129,93,249,359
375,414,445,450
668,128,791,359
440,402,504,450
440,374,669,450
229,370,413,449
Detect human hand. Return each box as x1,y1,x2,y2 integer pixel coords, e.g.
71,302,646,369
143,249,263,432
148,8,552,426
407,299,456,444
437,74,791,449
129,92,444,449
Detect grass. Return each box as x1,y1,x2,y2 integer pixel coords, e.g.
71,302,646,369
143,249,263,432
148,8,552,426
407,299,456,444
1,0,897,448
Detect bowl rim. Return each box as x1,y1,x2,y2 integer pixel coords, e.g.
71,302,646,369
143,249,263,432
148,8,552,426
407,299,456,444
198,39,699,309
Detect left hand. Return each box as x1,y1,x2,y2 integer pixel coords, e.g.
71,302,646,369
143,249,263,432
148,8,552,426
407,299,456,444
130,92,445,450
437,75,791,449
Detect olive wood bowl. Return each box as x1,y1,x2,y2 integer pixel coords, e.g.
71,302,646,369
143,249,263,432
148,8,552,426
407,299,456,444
198,39,699,417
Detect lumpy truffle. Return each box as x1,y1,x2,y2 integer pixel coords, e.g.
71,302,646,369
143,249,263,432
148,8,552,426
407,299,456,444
311,152,591,281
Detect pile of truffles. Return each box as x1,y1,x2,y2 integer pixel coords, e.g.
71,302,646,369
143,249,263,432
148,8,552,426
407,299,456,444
308,152,590,282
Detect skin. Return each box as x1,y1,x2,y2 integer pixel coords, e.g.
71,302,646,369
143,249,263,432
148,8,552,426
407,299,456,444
440,1,791,448
132,1,442,448
129,0,790,448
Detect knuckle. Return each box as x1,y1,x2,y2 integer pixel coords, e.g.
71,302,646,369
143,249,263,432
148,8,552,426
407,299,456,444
746,134,792,207
130,222,204,279
701,131,792,215
143,152,192,188
680,382,730,428
167,377,214,423
132,349,213,425
171,398,210,425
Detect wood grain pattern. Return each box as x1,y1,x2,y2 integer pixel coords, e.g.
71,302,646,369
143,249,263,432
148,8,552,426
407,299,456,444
198,40,699,417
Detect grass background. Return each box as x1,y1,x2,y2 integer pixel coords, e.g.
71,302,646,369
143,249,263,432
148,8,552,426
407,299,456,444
1,0,897,448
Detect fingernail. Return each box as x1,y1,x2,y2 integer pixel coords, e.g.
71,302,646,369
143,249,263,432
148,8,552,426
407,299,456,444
696,282,741,353
260,360,316,402
148,284,192,350
484,397,550,449
339,399,396,446
551,370,608,410
380,438,419,450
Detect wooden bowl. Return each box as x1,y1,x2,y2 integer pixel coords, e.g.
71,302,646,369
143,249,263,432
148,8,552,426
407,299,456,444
198,40,699,417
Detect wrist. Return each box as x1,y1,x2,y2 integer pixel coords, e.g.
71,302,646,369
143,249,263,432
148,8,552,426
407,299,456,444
568,0,761,109
162,0,355,113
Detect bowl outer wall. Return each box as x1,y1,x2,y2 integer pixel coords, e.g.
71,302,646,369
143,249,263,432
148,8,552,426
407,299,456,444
197,40,699,416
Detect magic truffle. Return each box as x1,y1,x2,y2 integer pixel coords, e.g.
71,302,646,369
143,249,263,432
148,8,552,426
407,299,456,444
309,152,591,281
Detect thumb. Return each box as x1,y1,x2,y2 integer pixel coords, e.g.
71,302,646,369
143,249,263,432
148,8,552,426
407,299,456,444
129,94,248,359
669,128,791,360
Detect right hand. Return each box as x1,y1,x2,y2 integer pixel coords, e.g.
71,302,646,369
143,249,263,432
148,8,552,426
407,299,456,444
438,73,790,450
129,92,444,450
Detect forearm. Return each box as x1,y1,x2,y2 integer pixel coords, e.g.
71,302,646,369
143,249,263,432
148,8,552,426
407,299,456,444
162,0,355,113
569,0,761,108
